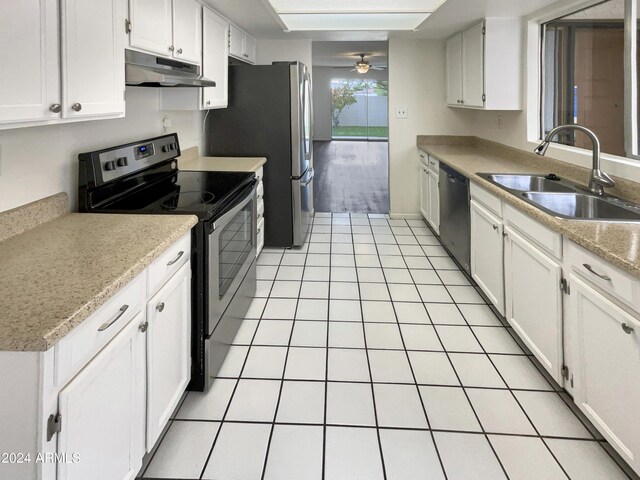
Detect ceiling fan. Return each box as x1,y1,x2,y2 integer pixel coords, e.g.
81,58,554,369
334,54,387,74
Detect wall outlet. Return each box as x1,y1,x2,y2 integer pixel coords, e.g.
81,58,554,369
395,107,408,119
497,115,504,130
162,116,172,134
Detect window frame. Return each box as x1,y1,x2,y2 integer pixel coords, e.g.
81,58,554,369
538,0,639,160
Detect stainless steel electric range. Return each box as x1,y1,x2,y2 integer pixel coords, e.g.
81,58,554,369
78,133,257,391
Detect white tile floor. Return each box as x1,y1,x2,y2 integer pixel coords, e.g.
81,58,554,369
139,213,638,480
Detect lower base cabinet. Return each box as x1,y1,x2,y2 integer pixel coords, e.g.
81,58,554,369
146,262,191,448
57,313,146,480
567,274,640,472
504,226,563,384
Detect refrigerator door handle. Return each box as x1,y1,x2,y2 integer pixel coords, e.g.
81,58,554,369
301,168,314,187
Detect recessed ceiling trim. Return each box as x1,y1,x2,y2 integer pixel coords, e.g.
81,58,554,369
278,13,432,31
267,0,446,14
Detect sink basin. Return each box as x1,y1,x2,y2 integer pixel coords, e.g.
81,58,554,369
523,193,640,222
484,174,576,193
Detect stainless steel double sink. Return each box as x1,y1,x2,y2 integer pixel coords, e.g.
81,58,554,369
477,173,640,222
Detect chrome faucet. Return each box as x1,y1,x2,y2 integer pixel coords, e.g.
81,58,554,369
534,124,615,196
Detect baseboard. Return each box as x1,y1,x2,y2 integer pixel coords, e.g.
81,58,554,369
389,212,423,220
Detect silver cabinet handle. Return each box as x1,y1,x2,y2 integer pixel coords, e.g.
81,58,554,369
583,263,612,281
50,103,62,113
167,250,184,266
206,100,211,105
156,302,165,312
622,323,635,334
177,48,183,54
139,321,149,333
257,228,261,234
169,46,175,52
98,304,129,332
492,224,499,230
430,161,436,166
71,103,82,112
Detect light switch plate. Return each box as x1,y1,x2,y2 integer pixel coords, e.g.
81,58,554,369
395,107,408,119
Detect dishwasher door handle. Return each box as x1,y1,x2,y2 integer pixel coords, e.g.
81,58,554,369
447,174,456,183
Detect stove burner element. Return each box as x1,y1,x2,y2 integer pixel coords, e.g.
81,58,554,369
162,191,215,210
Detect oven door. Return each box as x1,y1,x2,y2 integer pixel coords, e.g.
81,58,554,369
208,185,257,336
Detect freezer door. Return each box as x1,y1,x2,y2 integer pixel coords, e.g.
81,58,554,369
292,167,314,246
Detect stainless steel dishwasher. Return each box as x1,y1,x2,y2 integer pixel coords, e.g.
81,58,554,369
439,163,471,274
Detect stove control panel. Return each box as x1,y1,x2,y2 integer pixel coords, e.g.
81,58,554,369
84,134,180,185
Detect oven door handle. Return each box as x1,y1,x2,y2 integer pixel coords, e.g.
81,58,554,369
211,184,257,231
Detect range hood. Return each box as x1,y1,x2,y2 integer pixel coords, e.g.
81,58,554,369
125,50,216,88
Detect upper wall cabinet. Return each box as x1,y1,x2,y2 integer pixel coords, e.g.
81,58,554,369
128,0,201,65
446,18,522,110
229,24,257,64
0,0,125,129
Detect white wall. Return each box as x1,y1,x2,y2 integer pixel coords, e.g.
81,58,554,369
312,67,388,141
0,88,203,213
256,39,313,72
388,37,468,217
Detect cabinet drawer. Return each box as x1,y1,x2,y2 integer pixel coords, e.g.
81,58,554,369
257,200,264,224
55,274,145,386
255,167,264,183
504,204,562,259
147,233,191,297
566,240,640,312
470,181,502,217
257,181,264,202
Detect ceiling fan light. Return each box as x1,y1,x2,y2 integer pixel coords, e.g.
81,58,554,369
356,64,370,74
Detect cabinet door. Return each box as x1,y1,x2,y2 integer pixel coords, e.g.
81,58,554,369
470,200,504,314
245,35,257,64
62,0,125,118
504,226,563,383
419,165,430,221
146,262,191,448
57,313,146,480
172,0,201,64
0,0,60,124
569,274,640,474
462,21,485,108
202,7,229,109
446,33,463,106
128,0,172,57
428,170,440,235
228,24,245,60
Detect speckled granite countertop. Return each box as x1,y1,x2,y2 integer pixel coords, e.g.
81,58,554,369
0,200,197,351
179,146,266,173
417,136,640,279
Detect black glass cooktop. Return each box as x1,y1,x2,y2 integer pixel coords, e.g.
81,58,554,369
101,170,255,220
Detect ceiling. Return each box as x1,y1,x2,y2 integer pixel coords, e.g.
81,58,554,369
312,42,388,68
203,0,562,40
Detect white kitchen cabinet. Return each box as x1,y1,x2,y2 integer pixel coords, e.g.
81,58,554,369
0,0,125,128
446,33,463,107
128,0,201,65
446,18,522,110
145,261,191,448
256,166,265,256
419,163,430,220
0,0,60,124
229,23,257,64
567,274,640,474
128,0,172,57
461,22,484,108
470,199,504,314
427,168,440,235
202,7,229,108
57,312,146,480
62,0,125,119
504,225,564,384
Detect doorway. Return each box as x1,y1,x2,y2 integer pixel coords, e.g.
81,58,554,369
311,41,389,214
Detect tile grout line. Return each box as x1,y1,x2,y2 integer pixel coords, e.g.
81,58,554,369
321,214,333,480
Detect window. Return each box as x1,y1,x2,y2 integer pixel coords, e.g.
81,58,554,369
541,0,639,159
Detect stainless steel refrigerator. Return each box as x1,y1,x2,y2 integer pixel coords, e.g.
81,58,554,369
204,61,313,248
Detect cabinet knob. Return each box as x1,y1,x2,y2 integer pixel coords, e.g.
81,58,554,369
156,302,165,313
139,321,149,333
206,100,211,106
622,323,634,334
492,224,498,230
49,103,62,113
169,46,175,52
177,48,183,54
71,103,82,112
